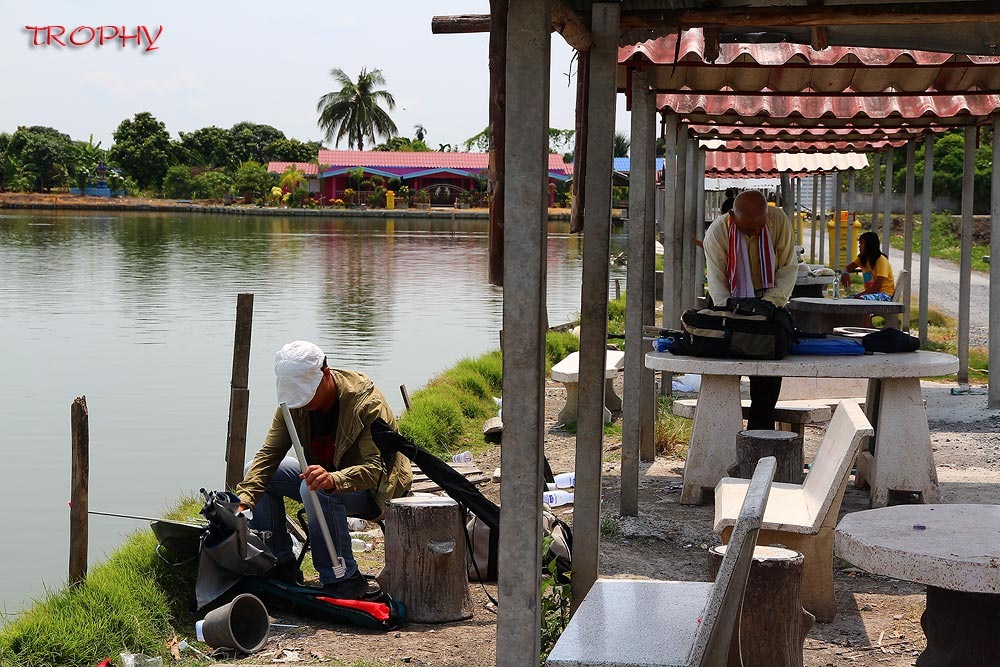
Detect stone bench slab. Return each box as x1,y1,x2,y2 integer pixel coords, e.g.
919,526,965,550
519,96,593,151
551,350,625,425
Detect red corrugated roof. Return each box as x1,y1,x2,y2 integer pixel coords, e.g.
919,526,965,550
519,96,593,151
657,93,1000,129
701,137,910,153
267,162,318,176
317,150,571,174
619,30,1000,94
704,152,870,176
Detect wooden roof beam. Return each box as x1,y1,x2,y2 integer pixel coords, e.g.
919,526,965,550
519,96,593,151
620,2,1000,29
432,1,593,51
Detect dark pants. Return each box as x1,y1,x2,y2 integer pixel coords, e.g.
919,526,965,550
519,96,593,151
747,376,783,430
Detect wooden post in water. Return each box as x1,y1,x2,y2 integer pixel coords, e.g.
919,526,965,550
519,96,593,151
69,396,89,586
226,293,254,491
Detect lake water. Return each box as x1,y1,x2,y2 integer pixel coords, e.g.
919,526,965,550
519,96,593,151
0,210,627,615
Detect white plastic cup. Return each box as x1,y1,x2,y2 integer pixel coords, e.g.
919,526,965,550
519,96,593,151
553,472,575,489
452,450,473,464
195,619,205,642
542,490,575,507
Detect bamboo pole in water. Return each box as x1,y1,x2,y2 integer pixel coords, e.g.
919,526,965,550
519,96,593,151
69,396,89,586
226,293,254,492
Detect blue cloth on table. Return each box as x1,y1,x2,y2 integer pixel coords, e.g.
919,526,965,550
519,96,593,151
789,338,865,356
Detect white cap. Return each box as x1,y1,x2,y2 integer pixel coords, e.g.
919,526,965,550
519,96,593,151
274,341,325,408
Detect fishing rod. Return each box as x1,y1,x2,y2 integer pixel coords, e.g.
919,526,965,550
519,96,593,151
87,509,204,526
280,401,347,579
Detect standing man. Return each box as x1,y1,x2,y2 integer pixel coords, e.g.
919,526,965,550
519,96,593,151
703,191,797,429
236,340,412,599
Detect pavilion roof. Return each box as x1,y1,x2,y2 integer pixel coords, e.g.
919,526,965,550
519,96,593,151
619,30,1000,95
704,151,870,177
267,162,318,176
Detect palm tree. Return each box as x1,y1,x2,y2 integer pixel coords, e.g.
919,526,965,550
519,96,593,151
316,67,398,151
613,131,631,158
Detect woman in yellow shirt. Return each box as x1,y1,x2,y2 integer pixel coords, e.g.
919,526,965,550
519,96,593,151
840,231,895,301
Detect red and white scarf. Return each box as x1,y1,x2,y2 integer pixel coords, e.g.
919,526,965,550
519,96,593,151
726,214,776,298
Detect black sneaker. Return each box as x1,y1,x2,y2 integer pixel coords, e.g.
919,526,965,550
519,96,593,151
322,572,381,600
269,560,304,586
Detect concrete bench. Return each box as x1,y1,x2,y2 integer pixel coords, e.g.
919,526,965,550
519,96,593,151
548,458,776,667
673,398,832,436
551,349,625,425
713,400,873,622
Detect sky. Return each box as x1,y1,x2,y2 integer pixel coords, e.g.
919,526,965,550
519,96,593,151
1,1,631,151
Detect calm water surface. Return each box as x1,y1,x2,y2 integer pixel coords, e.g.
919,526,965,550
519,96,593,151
0,210,626,614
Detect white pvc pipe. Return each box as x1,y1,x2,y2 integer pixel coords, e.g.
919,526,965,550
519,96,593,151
280,402,346,579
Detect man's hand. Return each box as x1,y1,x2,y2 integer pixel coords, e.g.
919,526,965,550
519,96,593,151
301,464,336,492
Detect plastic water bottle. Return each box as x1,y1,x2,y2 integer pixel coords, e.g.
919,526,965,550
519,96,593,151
542,490,575,507
833,279,840,299
351,538,371,552
452,450,473,464
553,472,576,489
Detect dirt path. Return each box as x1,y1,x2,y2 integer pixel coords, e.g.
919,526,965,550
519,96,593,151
229,376,1000,667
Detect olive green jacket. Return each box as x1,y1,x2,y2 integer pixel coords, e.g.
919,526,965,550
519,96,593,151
236,369,412,519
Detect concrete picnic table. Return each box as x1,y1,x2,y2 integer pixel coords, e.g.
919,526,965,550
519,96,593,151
645,350,958,507
835,504,1000,666
787,296,904,333
792,267,838,298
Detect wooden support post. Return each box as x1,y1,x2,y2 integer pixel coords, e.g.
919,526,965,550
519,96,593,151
498,1,550,661
574,1,618,611
871,152,882,233
882,145,895,245
990,117,1000,408
378,497,472,622
225,293,254,492
958,127,975,384
69,396,89,586
683,137,698,310
708,546,814,667
919,135,934,345
694,148,707,303
399,384,412,411
487,0,508,286
903,139,916,331
731,430,804,484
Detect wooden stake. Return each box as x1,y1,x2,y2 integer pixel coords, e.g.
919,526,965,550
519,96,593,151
69,396,89,586
488,0,508,287
226,293,254,491
570,49,590,234
400,384,412,411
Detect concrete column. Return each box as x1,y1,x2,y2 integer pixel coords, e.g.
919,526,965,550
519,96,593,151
623,70,654,515
819,173,827,265
919,135,934,345
781,172,793,222
903,139,916,331
661,113,679,329
573,1,619,610
694,148,707,303
795,176,803,242
497,1,550,662
871,152,882,233
674,129,689,310
833,171,843,271
990,117,1000,407
882,145,894,245
810,173,819,262
682,137,697,309
957,127,975,384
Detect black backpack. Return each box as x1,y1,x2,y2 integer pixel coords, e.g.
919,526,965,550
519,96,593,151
670,302,797,360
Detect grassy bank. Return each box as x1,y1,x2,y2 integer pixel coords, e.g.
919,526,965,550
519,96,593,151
0,333,582,666
878,212,991,273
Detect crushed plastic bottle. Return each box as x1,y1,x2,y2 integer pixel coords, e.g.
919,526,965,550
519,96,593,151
452,450,473,464
347,517,368,532
351,538,372,552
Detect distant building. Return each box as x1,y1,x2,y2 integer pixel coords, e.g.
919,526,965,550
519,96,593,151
266,162,321,194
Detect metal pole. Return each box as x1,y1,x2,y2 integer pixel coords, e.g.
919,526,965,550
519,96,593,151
833,171,843,271
694,148,707,303
682,137,697,310
795,176,803,244
674,128,689,311
819,173,827,265
919,135,934,345
810,173,819,262
660,113,678,397
848,169,857,263
280,403,345,578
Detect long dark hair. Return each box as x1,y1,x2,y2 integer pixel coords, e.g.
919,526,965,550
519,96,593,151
858,231,886,267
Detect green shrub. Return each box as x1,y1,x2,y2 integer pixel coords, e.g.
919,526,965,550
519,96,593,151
545,331,580,371
456,351,502,393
